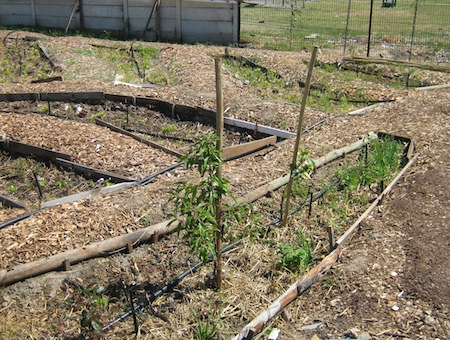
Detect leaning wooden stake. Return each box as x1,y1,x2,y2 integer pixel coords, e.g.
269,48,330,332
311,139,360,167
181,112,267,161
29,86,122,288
233,153,419,340
282,46,318,227
214,57,224,290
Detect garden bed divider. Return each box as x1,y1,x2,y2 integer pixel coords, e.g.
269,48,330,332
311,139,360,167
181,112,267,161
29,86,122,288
0,220,180,286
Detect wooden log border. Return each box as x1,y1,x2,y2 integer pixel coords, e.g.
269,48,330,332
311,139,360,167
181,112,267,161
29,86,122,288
233,152,419,340
0,92,295,140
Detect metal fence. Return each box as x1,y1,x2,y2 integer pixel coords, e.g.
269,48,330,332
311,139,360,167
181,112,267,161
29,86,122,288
240,0,449,59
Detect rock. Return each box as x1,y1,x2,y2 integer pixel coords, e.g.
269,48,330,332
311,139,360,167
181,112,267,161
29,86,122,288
359,332,372,340
424,314,436,325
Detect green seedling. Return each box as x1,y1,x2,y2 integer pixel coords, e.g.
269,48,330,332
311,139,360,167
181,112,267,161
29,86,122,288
277,231,313,272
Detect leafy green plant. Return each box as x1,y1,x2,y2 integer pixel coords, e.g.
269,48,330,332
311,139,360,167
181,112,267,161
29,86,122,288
7,185,17,193
290,149,314,199
195,320,217,340
277,231,313,272
168,132,247,266
60,280,110,335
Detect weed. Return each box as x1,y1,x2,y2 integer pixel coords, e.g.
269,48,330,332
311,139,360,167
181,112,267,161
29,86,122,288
223,58,283,88
195,320,217,340
7,185,17,193
277,231,313,272
56,179,68,189
89,110,106,121
162,124,178,134
339,96,351,111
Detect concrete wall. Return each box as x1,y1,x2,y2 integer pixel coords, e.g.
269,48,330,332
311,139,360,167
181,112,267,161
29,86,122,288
0,0,240,44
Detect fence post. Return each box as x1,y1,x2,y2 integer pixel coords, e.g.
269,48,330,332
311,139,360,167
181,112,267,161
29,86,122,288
343,0,352,54
30,0,37,27
409,0,420,61
367,0,374,57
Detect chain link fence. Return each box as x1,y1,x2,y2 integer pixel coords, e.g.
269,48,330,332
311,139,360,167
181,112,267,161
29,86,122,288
240,0,449,60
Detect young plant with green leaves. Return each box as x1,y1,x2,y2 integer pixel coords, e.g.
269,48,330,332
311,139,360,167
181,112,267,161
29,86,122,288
277,231,313,272
168,132,247,284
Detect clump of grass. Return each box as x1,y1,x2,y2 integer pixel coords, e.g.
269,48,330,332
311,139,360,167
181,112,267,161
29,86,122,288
223,58,284,88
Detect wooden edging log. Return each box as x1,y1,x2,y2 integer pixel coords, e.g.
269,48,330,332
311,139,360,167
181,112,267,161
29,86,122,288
342,56,450,73
0,220,179,286
415,83,450,91
234,133,378,205
95,119,182,158
233,153,419,340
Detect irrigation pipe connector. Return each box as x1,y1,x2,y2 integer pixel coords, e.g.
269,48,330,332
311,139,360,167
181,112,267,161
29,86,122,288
233,153,419,340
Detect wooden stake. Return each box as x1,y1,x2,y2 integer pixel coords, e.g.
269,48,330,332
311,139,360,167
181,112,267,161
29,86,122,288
63,259,71,271
327,225,335,252
282,46,318,228
214,57,224,290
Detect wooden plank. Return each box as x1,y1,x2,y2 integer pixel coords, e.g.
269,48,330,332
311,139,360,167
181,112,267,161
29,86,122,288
52,158,136,183
0,140,72,161
0,93,39,101
0,195,29,209
95,119,182,158
105,93,136,105
224,117,296,139
41,182,136,208
222,135,276,160
40,92,104,102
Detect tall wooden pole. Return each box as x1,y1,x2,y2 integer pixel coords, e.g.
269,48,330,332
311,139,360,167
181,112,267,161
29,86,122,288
281,46,318,228
214,57,224,289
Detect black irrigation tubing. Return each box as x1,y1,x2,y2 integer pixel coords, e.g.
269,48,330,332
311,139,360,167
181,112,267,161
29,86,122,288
0,163,183,231
100,177,341,333
135,162,183,186
100,238,243,333
0,208,44,231
124,128,194,143
302,114,344,135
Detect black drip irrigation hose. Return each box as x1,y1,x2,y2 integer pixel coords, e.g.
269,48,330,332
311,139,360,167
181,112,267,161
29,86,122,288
0,208,44,231
135,162,183,186
124,128,194,144
0,163,183,230
100,177,340,333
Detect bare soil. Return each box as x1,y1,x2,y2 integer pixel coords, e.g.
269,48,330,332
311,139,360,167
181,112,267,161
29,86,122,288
0,30,449,340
